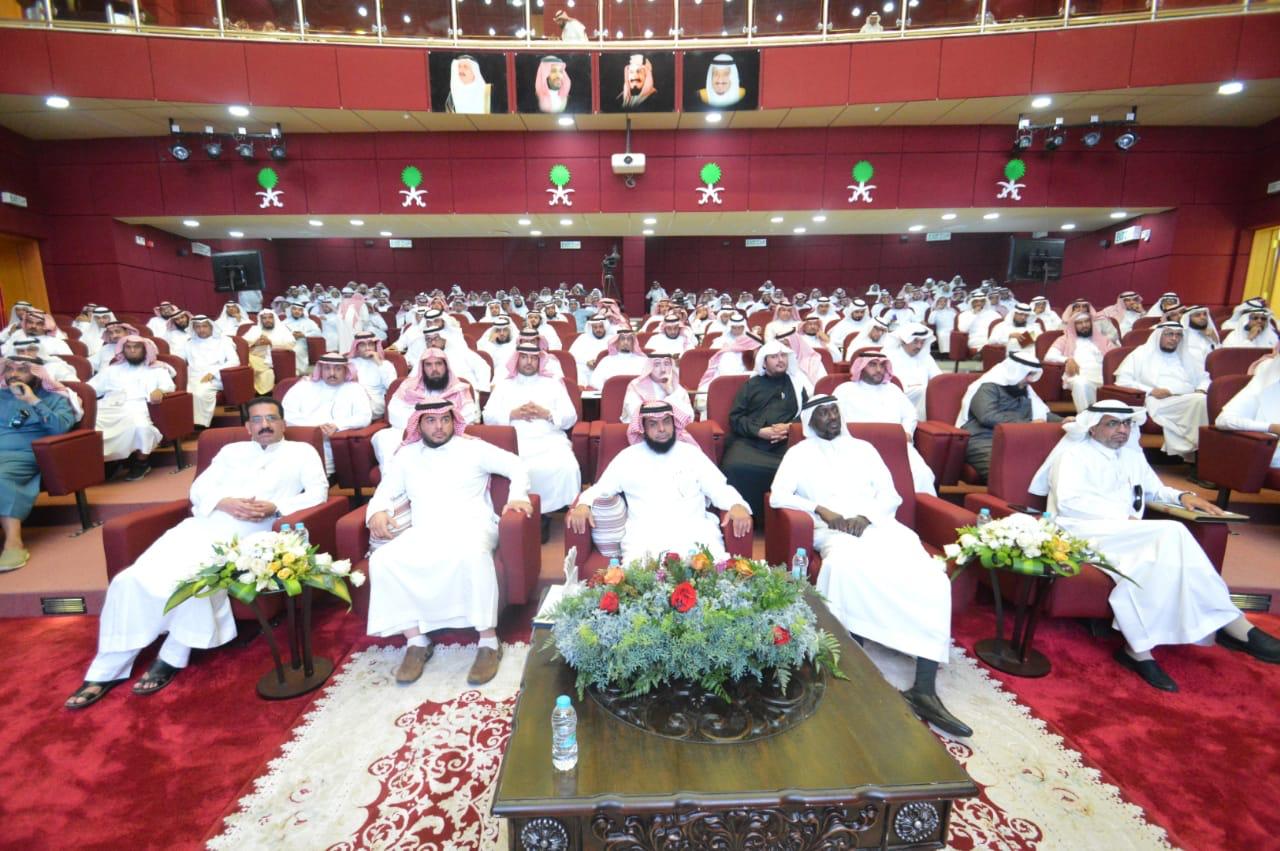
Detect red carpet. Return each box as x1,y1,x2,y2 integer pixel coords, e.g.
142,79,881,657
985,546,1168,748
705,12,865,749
953,607,1280,850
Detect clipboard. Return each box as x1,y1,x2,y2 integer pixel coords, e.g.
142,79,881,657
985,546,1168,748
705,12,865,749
1146,501,1250,524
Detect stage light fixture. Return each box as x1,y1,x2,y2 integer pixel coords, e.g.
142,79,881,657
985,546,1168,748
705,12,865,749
1082,128,1103,147
170,142,191,161
202,125,222,159
268,141,286,160
1114,130,1139,151
236,139,255,159
1013,133,1033,152
1044,119,1065,150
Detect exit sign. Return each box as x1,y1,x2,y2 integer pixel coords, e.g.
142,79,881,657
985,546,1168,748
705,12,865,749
560,240,581,250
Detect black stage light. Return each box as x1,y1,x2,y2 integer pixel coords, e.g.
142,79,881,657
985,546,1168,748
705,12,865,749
204,139,222,158
236,140,255,159
268,141,287,160
1114,130,1139,151
1044,130,1065,151
170,142,190,161
1082,128,1103,147
1013,132,1033,152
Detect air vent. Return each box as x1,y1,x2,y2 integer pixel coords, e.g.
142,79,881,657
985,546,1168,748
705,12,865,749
41,596,87,616
1230,593,1271,613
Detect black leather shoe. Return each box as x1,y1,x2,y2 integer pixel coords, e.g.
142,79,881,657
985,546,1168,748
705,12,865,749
1113,649,1178,692
902,687,973,738
1217,627,1280,664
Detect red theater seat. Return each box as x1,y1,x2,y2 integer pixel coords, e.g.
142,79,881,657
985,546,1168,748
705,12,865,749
1206,347,1271,380
762,421,977,613
919,372,977,486
31,381,104,531
334,424,542,622
150,354,196,469
1197,374,1280,508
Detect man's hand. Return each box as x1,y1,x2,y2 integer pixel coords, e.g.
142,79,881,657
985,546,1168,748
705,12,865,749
216,497,262,520
524,403,552,421
369,510,394,539
8,381,37,405
200,373,215,383
721,504,752,537
1268,423,1280,436
587,355,601,369
758,423,789,443
502,499,534,516
148,389,165,403
1149,387,1172,400
247,499,277,519
1180,492,1228,516
293,331,304,339
816,506,869,536
1063,358,1079,377
566,503,593,534
320,423,338,436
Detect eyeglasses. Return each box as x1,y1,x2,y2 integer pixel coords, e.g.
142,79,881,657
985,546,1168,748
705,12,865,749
248,415,282,424
1132,484,1144,514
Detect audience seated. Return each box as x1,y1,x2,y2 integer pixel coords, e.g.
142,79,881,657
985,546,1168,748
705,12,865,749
957,353,1060,483
281,353,374,475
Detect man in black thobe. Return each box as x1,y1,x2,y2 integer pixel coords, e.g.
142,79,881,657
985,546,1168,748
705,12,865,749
958,353,1060,482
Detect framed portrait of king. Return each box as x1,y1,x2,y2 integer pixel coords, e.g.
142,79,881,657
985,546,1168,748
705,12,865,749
681,50,760,112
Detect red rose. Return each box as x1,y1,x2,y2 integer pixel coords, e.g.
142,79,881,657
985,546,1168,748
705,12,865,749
670,581,697,613
664,551,682,564
599,591,619,613
773,626,791,646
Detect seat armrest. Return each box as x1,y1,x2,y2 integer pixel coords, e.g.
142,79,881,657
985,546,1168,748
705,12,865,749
763,502,815,577
148,391,196,440
1096,384,1146,408
570,422,593,483
218,365,256,407
914,420,970,487
1197,427,1277,495
962,493,1019,518
31,429,105,495
914,493,976,550
276,496,350,558
497,494,542,606
564,497,596,580
334,505,371,564
102,499,193,579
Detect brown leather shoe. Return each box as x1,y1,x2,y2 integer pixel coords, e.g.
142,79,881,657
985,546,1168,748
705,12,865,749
395,643,434,684
467,645,503,685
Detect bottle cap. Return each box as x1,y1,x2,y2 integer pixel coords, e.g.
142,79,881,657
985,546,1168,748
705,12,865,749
556,695,572,708
796,548,806,556
979,508,990,515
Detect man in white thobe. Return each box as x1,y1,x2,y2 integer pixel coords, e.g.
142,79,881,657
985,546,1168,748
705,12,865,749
1115,323,1209,461
1145,292,1181,319
958,294,1002,352
589,330,648,391
828,299,872,354
215,302,246,337
568,313,613,388
89,336,175,481
145,302,178,338
988,302,1037,353
646,312,695,358
64,397,329,709
348,332,397,418
1222,309,1279,350
1045,305,1115,413
770,396,969,737
482,346,580,520
184,315,239,428
1216,355,1280,467
2,310,72,359
366,399,533,686
163,311,193,359
242,311,296,394
11,339,76,384
282,353,374,475
1030,400,1280,691
885,323,941,419
282,302,323,376
568,402,751,564
832,350,936,495
371,348,481,466
1099,291,1144,336
1179,306,1220,364
476,317,517,375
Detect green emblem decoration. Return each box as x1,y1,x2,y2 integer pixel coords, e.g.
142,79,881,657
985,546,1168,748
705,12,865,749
697,162,724,205
400,165,427,207
848,160,876,204
255,167,283,208
998,158,1027,200
547,163,574,206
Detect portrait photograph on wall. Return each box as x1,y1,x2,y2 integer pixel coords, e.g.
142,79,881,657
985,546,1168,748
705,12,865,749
598,52,676,114
681,50,760,112
514,53,593,115
428,52,509,115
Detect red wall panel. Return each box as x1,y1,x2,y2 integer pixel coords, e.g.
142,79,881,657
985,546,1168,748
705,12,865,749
938,34,1035,100
1233,14,1280,81
335,47,430,111
149,39,249,105
760,45,851,109
0,30,52,97
47,32,154,100
1031,27,1135,95
848,40,941,104
1130,17,1241,88
244,43,341,108
896,152,978,209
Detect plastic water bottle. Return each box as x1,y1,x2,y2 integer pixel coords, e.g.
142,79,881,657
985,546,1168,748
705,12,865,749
279,523,291,535
608,557,620,569
975,508,992,528
296,523,310,545
791,548,809,582
551,695,578,771
1041,510,1054,522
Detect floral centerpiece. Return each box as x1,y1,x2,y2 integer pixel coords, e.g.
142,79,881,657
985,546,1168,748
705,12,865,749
547,547,846,701
164,529,365,613
944,512,1131,583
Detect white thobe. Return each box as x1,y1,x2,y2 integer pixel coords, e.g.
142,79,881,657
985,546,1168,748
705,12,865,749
828,318,870,353
1116,351,1209,457
1183,331,1217,365
41,357,78,385
885,349,942,419
1222,327,1279,350
482,375,580,512
318,313,341,352
764,320,799,342
770,436,951,663
1045,338,1105,413
283,317,322,373
367,312,389,342
351,356,397,418
646,333,693,357
365,437,531,637
88,363,175,461
185,337,239,426
831,381,936,495
216,315,245,336
451,346,494,393
3,336,71,359
1043,439,1239,653
930,311,957,354
1033,310,1062,333
621,382,694,424
963,308,1003,349
1216,375,1280,467
589,353,647,391
164,329,191,359
145,317,168,337
85,440,329,681
569,332,612,388
478,337,518,375
282,380,374,473
535,324,562,350
578,440,747,564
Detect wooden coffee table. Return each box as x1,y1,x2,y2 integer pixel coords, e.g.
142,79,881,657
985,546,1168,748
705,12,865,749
493,596,977,850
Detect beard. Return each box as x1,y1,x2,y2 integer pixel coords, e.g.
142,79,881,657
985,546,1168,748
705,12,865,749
124,352,146,365
643,432,676,454
1075,324,1092,338
422,372,449,391
422,430,453,448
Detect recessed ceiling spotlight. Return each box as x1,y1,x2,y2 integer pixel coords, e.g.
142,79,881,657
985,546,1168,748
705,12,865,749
770,216,784,224
228,105,250,118
1030,96,1052,109
642,228,655,236
349,219,364,226
530,230,543,237
941,212,957,221
182,219,199,228
1061,223,1077,230
812,214,827,223
45,95,70,109
908,224,925,232
559,218,573,226
1218,81,1244,96
228,230,244,238
518,218,532,226
379,230,393,236
793,226,807,234
705,112,722,124
1110,211,1128,219
557,116,574,127
643,217,657,225
983,212,1000,220
308,219,324,227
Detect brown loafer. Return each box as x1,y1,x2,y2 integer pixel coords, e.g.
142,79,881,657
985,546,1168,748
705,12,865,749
467,645,503,685
395,643,434,684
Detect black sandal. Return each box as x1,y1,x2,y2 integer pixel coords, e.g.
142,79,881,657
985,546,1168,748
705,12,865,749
65,679,126,710
132,659,181,696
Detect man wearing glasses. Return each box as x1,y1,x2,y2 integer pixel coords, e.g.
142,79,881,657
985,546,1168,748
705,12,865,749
1029,400,1280,692
65,397,329,710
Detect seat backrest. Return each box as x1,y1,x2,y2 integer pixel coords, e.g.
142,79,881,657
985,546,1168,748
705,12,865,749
273,376,300,402
706,373,750,432
979,344,1005,372
678,348,714,392
237,323,254,337
384,350,409,378
64,354,93,382
548,350,579,389
464,424,519,514
1034,329,1063,361
701,332,721,350
384,376,406,410
194,425,327,475
924,372,978,423
986,422,1062,509
1120,328,1148,348
65,337,88,358
306,336,327,364
1102,345,1135,385
65,381,96,428
746,310,772,329
1206,346,1270,380
600,374,634,423
149,337,170,356
1207,373,1250,422
785,421,915,525
814,374,848,396
61,323,81,340
595,421,718,477
231,335,249,366
1133,316,1159,333
158,353,187,389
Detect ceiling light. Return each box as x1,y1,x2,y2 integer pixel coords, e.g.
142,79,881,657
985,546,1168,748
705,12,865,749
1013,133,1033,152
308,219,324,227
793,227,807,234
1061,223,1076,230
908,224,925,232
983,212,1000,220
267,140,286,160
642,228,655,236
228,230,244,238
559,218,573,226
812,214,827,223
349,219,364,226
1030,96,1052,109
182,219,199,228
518,218,532,226
203,134,222,159
643,28,653,37
236,140,254,159
557,116,574,127
1114,130,1139,151
705,112,722,124
228,105,250,118
379,231,392,236
770,216,784,224
45,95,70,109
1081,128,1103,147
1044,122,1065,151
170,141,190,161
882,1,894,11
941,212,957,221
530,230,543,237
356,4,367,14
642,217,657,225
1110,211,1128,219
1218,81,1244,96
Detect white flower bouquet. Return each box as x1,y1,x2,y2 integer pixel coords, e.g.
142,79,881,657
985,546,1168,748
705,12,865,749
944,512,1132,583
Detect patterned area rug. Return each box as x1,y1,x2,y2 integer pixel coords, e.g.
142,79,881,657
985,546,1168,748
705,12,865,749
210,642,1175,850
